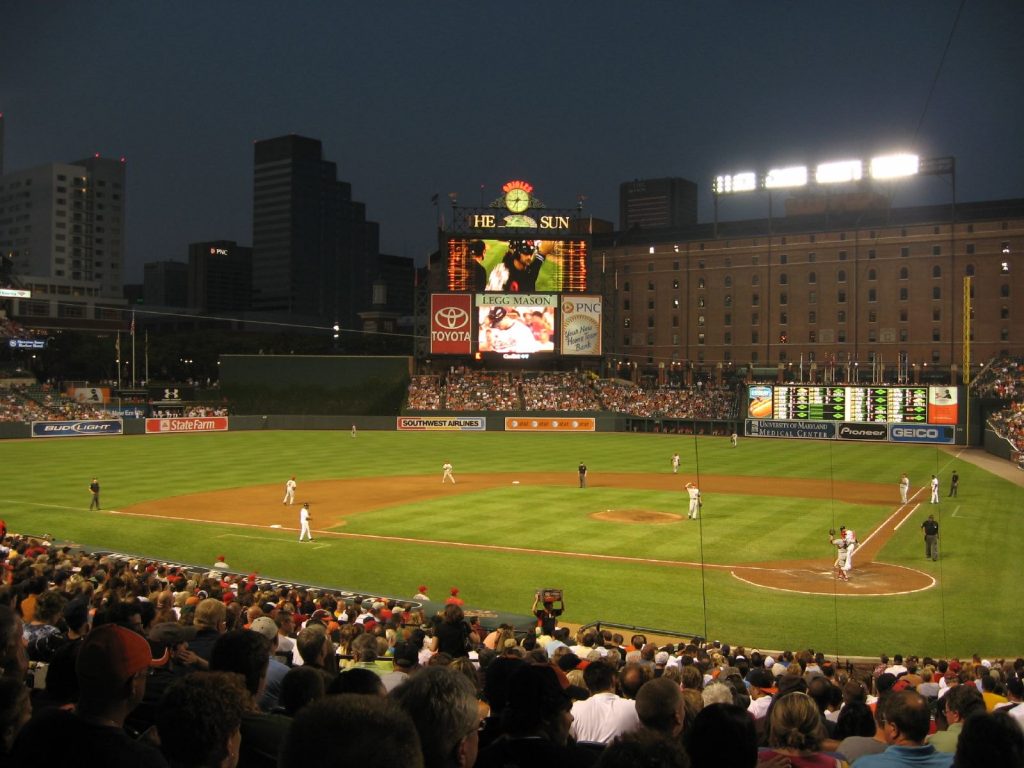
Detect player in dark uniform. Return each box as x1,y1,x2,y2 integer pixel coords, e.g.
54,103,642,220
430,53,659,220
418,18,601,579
88,478,100,510
921,515,939,560
578,462,587,488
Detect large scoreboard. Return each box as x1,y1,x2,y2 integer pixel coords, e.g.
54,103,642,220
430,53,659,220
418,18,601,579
750,385,958,424
746,385,959,444
433,179,601,360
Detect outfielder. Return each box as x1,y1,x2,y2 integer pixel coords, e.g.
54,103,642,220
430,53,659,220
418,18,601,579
299,502,313,541
829,530,849,581
685,482,701,520
442,462,455,484
671,453,680,474
283,476,297,505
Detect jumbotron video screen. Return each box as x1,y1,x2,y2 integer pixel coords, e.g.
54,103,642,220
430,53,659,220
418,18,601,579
447,237,588,293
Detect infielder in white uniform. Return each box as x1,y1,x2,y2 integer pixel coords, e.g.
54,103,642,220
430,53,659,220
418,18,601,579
283,476,297,505
840,525,856,575
685,482,701,519
671,453,680,474
731,432,738,448
899,472,910,504
299,502,313,541
930,475,940,504
442,462,455,484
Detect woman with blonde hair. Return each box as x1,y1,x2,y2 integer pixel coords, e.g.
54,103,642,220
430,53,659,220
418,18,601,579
761,691,849,767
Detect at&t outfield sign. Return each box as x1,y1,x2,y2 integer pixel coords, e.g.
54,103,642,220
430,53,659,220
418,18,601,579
430,294,472,355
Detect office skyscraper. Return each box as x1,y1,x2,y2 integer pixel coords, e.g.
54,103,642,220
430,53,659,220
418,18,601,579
251,135,379,328
619,177,698,231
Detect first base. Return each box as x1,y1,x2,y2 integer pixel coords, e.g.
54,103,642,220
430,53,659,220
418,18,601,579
512,481,520,485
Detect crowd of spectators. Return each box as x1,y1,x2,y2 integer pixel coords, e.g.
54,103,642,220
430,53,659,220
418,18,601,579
407,375,443,410
443,371,521,411
408,370,737,420
3,529,1021,767
0,384,229,423
975,356,1024,452
151,406,230,418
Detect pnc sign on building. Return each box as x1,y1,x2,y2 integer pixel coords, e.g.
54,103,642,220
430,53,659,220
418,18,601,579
430,294,473,355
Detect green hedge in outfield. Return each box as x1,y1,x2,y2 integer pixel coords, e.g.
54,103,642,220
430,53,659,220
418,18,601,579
2,431,1021,657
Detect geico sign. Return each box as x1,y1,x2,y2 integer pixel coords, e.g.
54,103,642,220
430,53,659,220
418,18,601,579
892,427,940,438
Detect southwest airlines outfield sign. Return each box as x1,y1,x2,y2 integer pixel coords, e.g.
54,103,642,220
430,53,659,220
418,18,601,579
31,419,123,437
745,419,954,444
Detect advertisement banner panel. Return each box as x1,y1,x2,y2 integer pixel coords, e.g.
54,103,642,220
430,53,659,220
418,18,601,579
927,386,959,425
504,417,596,432
560,296,602,356
68,386,111,404
836,422,889,441
888,424,956,444
744,419,837,440
476,294,556,358
31,419,124,438
396,416,486,431
145,417,229,434
747,386,773,419
430,294,473,355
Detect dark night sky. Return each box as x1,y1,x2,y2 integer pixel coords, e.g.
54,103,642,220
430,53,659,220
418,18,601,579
3,1,1022,281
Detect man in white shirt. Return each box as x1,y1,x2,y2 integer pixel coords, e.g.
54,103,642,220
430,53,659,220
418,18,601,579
570,661,640,744
930,475,940,504
746,668,777,720
885,654,909,677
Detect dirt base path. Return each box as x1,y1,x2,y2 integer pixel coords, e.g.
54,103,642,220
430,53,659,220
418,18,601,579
121,472,933,596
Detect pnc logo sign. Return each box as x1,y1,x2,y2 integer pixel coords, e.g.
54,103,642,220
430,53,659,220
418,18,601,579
430,294,473,355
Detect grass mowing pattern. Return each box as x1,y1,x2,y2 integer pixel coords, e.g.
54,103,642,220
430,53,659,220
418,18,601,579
1,429,1021,656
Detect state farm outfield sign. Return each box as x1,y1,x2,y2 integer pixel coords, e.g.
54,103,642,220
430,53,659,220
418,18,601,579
145,417,229,434
397,417,485,431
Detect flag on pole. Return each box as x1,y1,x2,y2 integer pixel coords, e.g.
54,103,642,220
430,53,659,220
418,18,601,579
130,311,135,335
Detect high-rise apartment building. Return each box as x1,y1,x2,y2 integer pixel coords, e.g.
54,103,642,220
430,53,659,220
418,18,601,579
620,177,698,232
251,135,379,328
0,154,126,326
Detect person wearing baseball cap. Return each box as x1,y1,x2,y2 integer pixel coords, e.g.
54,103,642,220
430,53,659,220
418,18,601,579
11,623,169,765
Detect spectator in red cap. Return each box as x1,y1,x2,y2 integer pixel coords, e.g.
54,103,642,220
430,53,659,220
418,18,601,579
446,587,464,606
11,623,170,766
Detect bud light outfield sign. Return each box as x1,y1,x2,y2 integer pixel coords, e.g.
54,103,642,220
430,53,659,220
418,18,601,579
31,419,123,438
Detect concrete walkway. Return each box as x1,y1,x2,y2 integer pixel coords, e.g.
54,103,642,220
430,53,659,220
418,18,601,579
945,446,1024,487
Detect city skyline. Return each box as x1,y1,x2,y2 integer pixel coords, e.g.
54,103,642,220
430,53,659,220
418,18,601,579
3,1,1022,283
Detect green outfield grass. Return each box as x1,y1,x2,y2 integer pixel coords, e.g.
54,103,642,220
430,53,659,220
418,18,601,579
2,430,1021,657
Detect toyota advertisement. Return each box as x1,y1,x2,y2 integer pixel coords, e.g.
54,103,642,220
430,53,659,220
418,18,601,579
430,294,473,355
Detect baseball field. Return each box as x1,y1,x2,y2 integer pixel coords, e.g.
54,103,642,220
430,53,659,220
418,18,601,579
2,429,1022,658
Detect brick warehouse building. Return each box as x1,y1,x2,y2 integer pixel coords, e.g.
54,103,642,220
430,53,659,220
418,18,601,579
599,197,1023,384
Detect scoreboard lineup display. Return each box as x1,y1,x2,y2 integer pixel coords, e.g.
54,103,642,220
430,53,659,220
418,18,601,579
749,385,958,425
